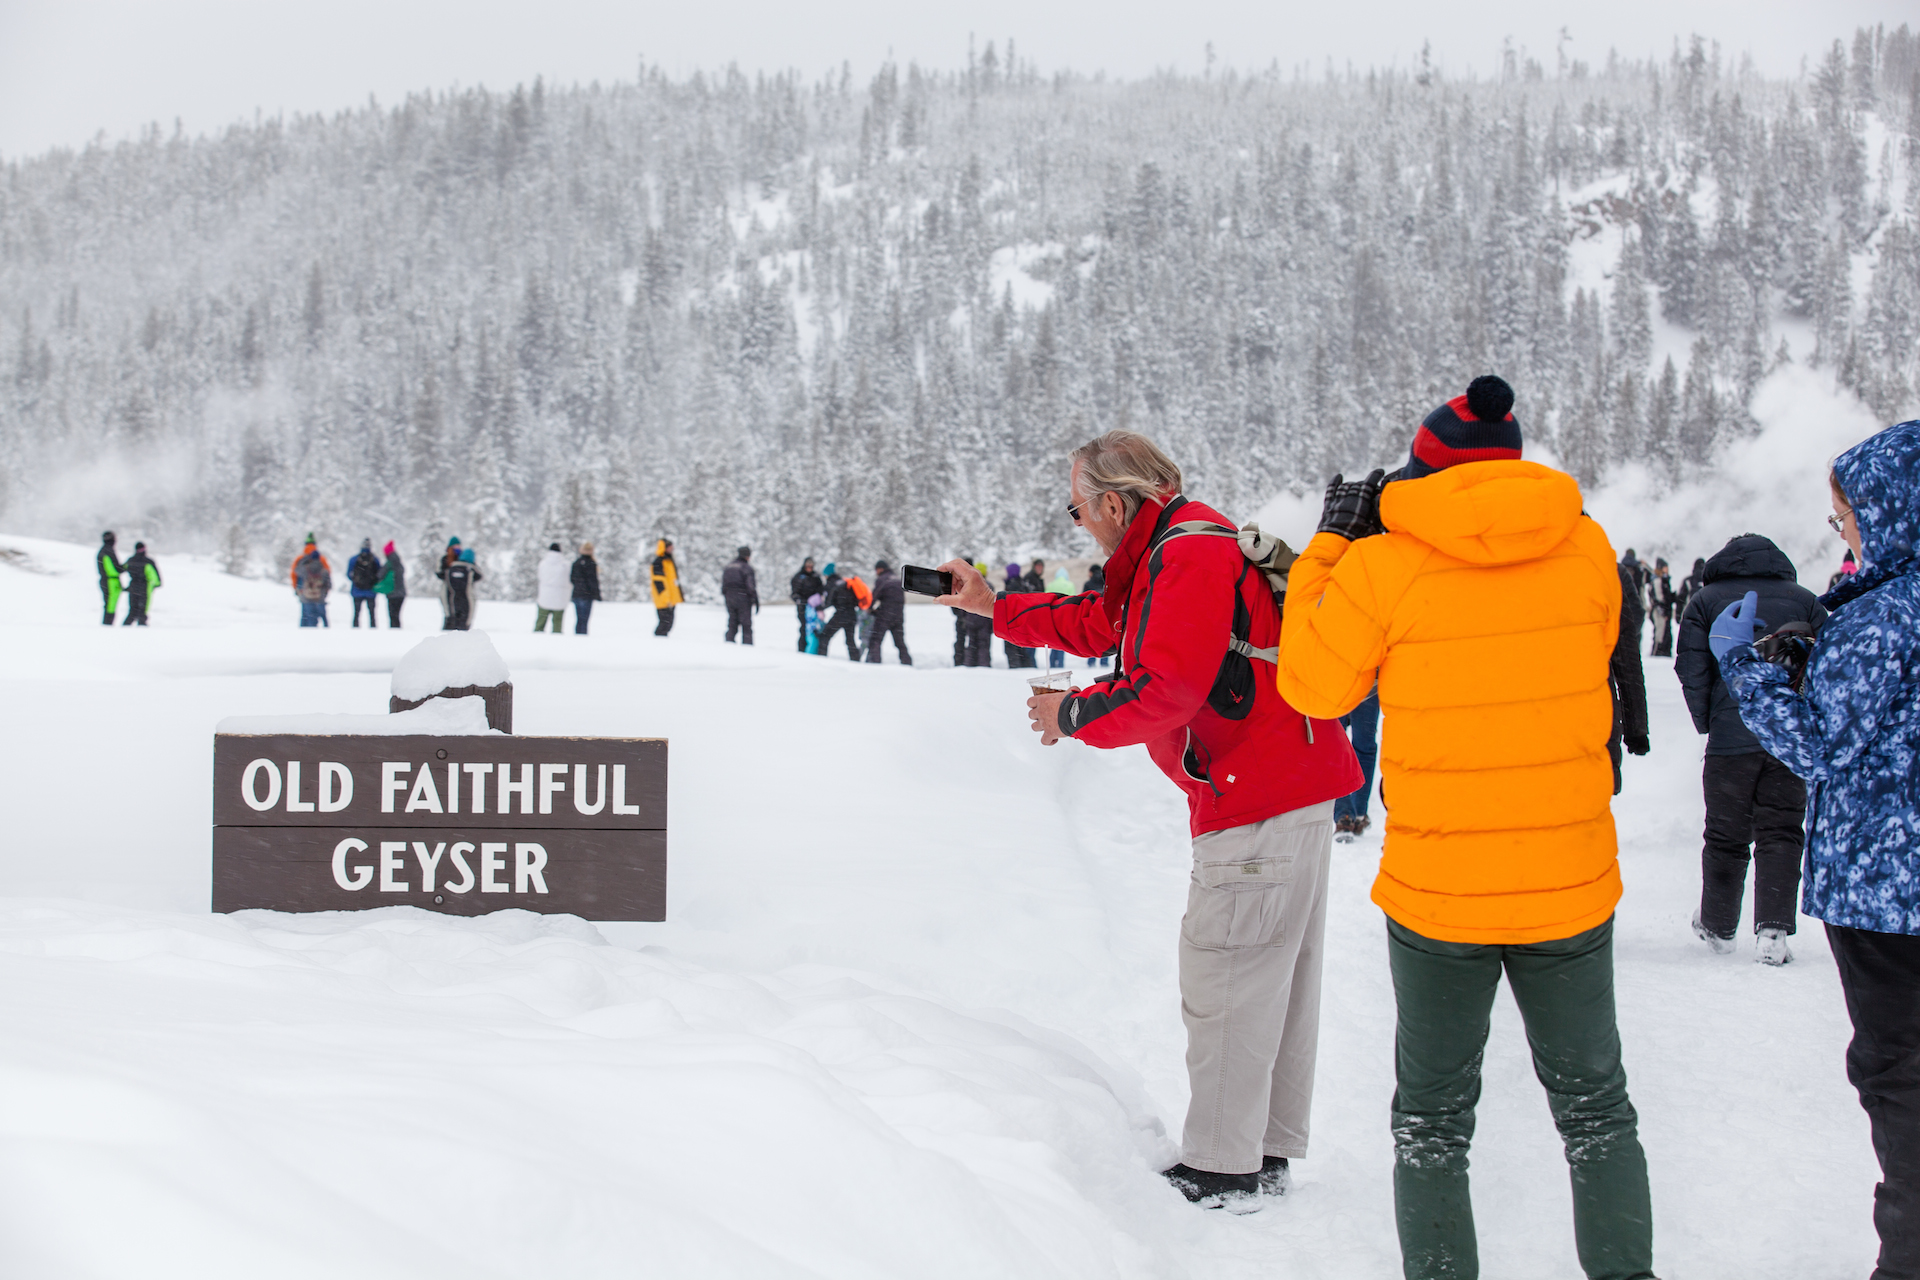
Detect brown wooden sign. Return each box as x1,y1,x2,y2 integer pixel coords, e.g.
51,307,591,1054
212,735,666,920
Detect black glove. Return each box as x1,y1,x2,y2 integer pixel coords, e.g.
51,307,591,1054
1624,734,1650,757
1318,469,1388,541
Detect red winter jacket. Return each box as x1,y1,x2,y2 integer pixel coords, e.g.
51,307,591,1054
995,495,1362,836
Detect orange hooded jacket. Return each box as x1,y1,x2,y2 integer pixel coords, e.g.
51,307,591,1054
1275,460,1622,944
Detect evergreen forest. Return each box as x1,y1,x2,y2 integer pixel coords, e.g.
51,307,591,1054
3,29,1918,598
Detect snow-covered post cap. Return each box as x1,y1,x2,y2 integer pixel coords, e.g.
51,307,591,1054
388,632,514,733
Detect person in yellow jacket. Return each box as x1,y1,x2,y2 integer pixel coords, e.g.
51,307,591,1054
649,538,682,636
1275,376,1654,1280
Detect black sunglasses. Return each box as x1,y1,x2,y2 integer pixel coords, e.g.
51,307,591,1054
1068,497,1090,523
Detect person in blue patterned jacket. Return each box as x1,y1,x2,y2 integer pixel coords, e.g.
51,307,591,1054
1714,417,1920,1280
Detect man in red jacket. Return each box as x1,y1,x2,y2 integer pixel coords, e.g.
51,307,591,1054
940,430,1360,1209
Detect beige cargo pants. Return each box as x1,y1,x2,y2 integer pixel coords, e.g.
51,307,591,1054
1179,800,1335,1175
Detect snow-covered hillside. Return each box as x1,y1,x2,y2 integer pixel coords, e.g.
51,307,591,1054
0,534,1882,1277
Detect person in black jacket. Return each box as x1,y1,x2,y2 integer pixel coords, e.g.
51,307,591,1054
347,539,383,627
722,546,758,644
1675,534,1827,963
963,608,994,666
949,558,993,667
122,541,161,626
1609,562,1651,795
817,564,861,660
951,558,973,665
1001,561,1038,668
570,542,601,634
1082,563,1113,668
1620,549,1650,653
865,560,911,664
790,557,825,652
439,551,481,630
1676,556,1705,621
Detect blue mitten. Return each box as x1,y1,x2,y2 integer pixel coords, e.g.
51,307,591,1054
1708,591,1764,662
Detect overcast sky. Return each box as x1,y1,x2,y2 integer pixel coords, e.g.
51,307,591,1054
0,0,1912,160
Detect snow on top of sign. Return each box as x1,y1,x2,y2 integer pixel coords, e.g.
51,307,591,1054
216,695,499,736
389,631,511,701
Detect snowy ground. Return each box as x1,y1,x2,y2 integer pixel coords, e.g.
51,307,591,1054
0,534,1880,1278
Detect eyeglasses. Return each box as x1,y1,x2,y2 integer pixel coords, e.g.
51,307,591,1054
1067,497,1089,524
1828,510,1852,533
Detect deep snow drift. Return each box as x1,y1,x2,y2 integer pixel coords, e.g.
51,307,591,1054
0,531,1880,1277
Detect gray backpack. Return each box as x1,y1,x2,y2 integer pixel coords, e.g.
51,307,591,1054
295,554,330,601
1147,518,1297,720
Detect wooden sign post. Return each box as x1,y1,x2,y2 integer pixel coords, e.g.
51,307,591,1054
212,735,666,920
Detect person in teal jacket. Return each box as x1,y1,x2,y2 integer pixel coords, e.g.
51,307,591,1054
97,531,125,624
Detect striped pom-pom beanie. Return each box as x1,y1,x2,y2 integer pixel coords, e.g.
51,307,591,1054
1403,375,1523,478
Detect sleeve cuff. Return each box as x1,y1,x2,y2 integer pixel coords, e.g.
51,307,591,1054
1058,692,1083,739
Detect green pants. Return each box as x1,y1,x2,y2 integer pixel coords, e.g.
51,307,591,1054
1387,915,1653,1280
534,607,564,632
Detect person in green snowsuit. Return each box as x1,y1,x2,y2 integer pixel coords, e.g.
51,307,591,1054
122,541,161,626
97,531,125,624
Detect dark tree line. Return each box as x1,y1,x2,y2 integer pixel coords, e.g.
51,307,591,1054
2,29,1916,599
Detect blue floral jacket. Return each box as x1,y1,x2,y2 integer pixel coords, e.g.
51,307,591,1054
1721,419,1920,934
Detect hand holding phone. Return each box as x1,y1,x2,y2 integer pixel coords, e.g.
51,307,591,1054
933,559,997,616
903,565,955,597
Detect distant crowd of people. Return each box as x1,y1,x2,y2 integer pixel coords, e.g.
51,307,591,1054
281,533,599,633
777,554,911,664
1612,544,1859,668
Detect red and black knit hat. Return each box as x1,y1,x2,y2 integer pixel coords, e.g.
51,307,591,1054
1402,375,1523,478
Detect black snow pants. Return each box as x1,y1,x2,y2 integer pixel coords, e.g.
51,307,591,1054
1829,924,1920,1280
797,602,812,651
866,615,911,665
819,610,859,659
724,596,754,644
123,591,149,626
387,597,404,628
448,591,471,631
964,613,994,666
1699,751,1806,937
654,606,675,636
353,595,379,627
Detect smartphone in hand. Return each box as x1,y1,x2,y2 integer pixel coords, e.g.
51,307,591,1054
902,565,955,597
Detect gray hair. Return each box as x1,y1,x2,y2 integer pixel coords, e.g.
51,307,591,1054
1070,430,1183,521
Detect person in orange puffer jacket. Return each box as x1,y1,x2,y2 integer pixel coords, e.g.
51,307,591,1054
1275,376,1654,1280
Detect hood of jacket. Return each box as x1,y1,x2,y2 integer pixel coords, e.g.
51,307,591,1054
655,539,673,558
1379,460,1583,566
1835,419,1920,575
1702,534,1797,584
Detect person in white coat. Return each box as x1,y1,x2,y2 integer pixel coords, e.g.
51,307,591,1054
534,543,571,632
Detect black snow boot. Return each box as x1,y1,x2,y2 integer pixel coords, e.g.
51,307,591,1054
1259,1155,1290,1196
1162,1163,1259,1211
